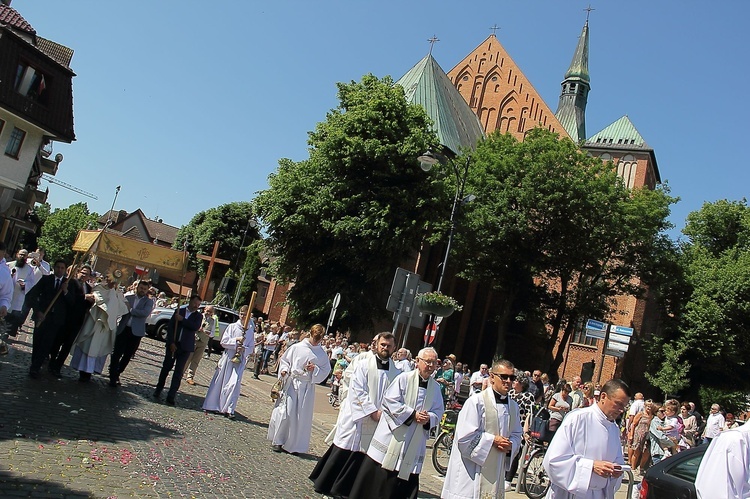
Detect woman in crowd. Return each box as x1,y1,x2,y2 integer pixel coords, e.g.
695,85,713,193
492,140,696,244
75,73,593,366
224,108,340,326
680,401,699,448
582,381,596,407
649,403,667,465
547,383,572,432
628,399,655,474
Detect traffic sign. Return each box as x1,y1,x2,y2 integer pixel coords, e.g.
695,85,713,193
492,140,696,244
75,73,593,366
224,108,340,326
610,325,634,336
609,333,632,345
585,319,608,340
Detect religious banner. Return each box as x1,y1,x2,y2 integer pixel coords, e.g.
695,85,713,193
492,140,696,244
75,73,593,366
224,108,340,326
72,230,187,273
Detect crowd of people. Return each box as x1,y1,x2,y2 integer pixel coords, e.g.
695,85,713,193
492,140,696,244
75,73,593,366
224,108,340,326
2,244,747,497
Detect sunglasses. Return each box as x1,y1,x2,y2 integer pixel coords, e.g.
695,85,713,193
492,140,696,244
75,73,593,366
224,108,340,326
491,372,517,382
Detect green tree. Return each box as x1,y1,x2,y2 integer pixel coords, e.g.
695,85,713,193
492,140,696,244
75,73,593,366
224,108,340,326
254,74,446,332
38,202,99,263
647,200,750,411
173,201,259,284
455,128,676,369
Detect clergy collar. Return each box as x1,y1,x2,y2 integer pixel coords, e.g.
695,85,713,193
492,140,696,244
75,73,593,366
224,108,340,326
376,357,390,370
418,376,429,388
492,389,509,404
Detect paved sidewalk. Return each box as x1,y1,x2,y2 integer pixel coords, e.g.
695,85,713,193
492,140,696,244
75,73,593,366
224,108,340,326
0,326,635,498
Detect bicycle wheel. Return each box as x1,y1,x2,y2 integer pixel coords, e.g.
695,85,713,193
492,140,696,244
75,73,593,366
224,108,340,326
431,431,453,476
523,450,550,499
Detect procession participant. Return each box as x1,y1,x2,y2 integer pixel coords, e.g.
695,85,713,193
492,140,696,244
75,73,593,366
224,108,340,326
185,304,217,384
0,242,13,355
153,294,203,405
108,280,154,387
268,323,331,454
70,273,129,382
695,418,750,498
470,364,490,395
201,305,221,360
6,248,36,336
442,359,523,499
394,347,413,372
310,332,399,497
542,378,629,499
347,347,444,499
49,264,94,375
202,306,254,419
24,260,73,378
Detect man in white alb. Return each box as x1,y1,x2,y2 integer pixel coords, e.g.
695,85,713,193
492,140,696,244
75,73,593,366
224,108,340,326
695,417,750,498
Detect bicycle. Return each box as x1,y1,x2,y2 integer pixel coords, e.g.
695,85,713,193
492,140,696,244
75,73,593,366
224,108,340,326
431,404,460,476
518,406,552,499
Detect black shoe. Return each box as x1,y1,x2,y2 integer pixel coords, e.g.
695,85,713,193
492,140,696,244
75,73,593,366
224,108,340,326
152,389,162,399
253,375,260,380
28,370,39,379
51,368,62,379
166,398,175,406
227,413,235,420
78,372,92,382
109,378,119,388
271,445,283,453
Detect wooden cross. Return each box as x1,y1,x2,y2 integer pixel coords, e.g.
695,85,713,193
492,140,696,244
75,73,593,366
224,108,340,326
197,241,230,300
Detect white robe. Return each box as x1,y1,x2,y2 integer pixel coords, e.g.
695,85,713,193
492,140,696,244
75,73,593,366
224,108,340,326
267,338,331,453
442,389,523,499
333,354,400,452
365,370,444,475
695,421,750,498
70,284,129,374
543,404,624,499
202,320,255,415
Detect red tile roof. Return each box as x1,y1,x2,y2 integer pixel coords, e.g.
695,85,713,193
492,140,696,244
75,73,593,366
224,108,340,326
0,5,35,35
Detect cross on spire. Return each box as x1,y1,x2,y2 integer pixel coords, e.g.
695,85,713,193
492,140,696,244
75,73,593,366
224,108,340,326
490,24,500,35
584,4,595,22
427,35,440,54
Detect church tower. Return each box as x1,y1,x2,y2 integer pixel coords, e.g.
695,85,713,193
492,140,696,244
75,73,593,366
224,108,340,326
555,20,591,143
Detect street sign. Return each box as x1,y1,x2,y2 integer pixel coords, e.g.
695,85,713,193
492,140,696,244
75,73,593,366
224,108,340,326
388,268,432,331
585,319,608,340
610,325,634,336
606,340,629,353
609,333,632,345
604,348,626,358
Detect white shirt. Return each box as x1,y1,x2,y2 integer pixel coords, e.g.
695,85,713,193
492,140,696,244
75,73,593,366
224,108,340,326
704,412,727,439
628,399,645,417
695,421,750,498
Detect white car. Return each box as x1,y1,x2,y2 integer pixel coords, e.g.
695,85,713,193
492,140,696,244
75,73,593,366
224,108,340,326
145,304,240,353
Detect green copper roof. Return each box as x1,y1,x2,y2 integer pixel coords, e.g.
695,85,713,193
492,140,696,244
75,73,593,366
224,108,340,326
397,53,485,155
586,115,649,148
565,21,590,82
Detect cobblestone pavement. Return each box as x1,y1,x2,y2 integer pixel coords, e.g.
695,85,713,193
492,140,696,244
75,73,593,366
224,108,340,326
0,325,633,498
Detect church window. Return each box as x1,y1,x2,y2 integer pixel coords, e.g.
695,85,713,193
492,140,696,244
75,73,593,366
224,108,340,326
492,76,498,81
495,85,500,92
463,75,469,81
600,153,612,161
5,127,26,159
573,319,598,346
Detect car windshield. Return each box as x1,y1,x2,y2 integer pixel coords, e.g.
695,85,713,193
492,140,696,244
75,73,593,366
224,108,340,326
667,452,703,482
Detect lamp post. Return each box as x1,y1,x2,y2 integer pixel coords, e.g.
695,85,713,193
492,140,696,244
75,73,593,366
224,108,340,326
418,150,473,293
418,150,474,347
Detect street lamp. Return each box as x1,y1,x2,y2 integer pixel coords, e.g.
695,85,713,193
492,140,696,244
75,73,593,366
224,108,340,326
418,150,473,293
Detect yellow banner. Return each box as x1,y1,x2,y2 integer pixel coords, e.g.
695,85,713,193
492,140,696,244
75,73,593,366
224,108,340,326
72,230,186,272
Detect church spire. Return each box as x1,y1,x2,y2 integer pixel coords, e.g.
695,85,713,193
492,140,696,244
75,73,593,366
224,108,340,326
555,19,591,143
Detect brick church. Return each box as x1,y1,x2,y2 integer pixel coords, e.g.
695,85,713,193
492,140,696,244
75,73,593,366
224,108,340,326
396,18,662,385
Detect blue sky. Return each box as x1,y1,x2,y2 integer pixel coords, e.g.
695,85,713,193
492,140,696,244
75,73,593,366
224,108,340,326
17,0,750,238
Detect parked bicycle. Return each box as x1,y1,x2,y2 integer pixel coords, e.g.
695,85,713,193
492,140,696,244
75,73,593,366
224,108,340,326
431,403,461,476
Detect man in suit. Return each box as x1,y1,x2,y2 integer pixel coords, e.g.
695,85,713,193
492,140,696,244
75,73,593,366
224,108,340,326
49,264,94,377
154,294,203,405
24,260,73,378
109,280,155,387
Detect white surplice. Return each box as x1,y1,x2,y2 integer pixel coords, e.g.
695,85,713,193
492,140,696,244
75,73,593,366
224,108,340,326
442,388,523,499
542,404,624,499
267,338,331,453
70,284,129,374
202,319,255,415
695,421,750,498
333,354,400,452
365,370,444,475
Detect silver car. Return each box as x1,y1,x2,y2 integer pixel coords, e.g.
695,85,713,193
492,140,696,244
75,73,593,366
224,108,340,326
145,304,240,353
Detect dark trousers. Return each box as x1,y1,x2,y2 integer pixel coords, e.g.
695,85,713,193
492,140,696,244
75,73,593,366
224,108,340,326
50,317,85,371
156,346,190,400
110,327,143,381
7,309,26,336
30,317,64,373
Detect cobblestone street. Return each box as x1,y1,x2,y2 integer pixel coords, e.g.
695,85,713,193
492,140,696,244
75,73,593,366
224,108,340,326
0,326,633,498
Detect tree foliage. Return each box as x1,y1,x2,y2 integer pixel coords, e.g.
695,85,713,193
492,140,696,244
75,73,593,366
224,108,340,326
454,128,676,369
647,199,750,411
38,202,99,263
174,201,259,281
254,74,446,332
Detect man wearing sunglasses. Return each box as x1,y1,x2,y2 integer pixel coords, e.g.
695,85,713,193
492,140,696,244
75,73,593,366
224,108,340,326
442,360,523,498
543,378,630,498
